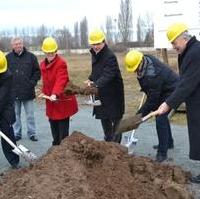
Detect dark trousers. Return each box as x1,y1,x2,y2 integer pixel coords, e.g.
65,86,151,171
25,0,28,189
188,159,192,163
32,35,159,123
101,118,122,143
0,118,19,166
49,118,70,145
156,112,173,155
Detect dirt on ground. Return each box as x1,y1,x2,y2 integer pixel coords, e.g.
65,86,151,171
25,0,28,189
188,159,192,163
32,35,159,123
0,132,194,199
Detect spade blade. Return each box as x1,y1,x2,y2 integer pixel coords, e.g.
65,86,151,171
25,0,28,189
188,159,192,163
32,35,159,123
116,114,142,134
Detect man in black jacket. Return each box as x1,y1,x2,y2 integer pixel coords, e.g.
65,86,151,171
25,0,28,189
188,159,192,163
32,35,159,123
84,29,125,144
157,23,200,183
0,51,20,169
6,37,40,142
125,50,179,162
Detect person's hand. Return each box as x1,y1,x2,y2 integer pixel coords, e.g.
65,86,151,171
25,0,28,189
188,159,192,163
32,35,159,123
49,94,57,101
157,102,170,115
38,93,45,98
84,79,93,86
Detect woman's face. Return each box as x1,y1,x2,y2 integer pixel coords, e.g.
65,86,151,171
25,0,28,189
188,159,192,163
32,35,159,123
45,52,56,62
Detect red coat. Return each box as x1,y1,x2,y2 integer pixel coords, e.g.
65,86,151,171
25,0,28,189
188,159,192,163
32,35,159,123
40,55,78,120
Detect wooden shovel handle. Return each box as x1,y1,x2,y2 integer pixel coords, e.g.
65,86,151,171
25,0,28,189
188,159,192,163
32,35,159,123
142,110,159,122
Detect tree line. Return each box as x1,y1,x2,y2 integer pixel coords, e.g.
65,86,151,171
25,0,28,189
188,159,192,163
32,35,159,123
0,0,153,51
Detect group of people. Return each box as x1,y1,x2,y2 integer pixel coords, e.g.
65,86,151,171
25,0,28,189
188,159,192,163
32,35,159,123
0,37,78,169
1,22,200,183
125,22,200,183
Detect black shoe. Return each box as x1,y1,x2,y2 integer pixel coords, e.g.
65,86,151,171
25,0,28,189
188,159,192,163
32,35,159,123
156,153,167,162
153,144,174,150
15,135,21,141
190,175,200,184
11,164,21,169
30,135,38,141
153,145,159,149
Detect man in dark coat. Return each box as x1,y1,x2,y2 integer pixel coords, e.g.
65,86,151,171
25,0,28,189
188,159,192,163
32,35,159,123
0,50,20,169
157,23,200,183
125,50,179,162
6,37,40,141
84,29,124,143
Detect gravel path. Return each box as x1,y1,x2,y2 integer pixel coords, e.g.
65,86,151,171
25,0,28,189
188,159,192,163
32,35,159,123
0,101,200,198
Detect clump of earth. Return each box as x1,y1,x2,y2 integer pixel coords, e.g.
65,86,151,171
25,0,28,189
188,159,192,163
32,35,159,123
0,132,193,199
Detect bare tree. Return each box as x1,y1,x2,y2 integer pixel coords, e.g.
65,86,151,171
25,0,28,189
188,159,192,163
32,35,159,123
37,24,49,46
80,16,88,48
143,13,154,47
105,16,115,45
137,13,154,47
137,15,145,45
53,27,72,50
74,21,80,49
118,0,133,45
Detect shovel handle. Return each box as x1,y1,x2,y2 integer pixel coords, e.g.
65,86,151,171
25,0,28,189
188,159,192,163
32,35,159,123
0,130,17,149
142,110,159,122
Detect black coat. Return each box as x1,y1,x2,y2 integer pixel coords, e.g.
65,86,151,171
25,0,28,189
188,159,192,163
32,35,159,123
0,69,15,124
138,55,179,116
166,36,200,160
89,45,124,119
6,48,40,100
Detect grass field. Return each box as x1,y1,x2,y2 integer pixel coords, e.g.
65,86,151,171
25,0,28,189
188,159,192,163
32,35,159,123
37,51,186,125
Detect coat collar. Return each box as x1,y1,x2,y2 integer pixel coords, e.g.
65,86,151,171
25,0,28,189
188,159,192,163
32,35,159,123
179,36,197,58
12,47,26,57
44,54,58,69
90,44,108,60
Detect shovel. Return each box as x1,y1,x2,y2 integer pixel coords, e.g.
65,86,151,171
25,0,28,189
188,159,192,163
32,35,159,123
116,110,159,134
121,93,146,153
0,130,37,163
84,94,101,106
39,94,71,102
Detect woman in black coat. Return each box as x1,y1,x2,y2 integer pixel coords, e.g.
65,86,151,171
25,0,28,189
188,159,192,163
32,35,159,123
85,29,125,143
0,51,19,169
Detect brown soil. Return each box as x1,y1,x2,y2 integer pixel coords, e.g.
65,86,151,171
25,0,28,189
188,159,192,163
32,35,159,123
64,81,97,96
0,132,194,199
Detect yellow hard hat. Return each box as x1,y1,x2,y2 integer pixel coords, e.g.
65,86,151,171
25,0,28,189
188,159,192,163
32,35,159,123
125,50,143,72
167,23,188,42
41,37,58,53
89,29,106,45
0,51,7,73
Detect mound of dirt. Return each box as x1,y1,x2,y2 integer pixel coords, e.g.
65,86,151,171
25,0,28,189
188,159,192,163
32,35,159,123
0,132,194,199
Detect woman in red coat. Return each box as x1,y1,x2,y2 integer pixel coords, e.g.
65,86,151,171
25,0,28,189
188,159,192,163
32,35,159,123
39,37,78,145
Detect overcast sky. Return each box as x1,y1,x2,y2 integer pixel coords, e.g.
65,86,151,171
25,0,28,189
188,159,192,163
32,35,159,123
0,0,155,31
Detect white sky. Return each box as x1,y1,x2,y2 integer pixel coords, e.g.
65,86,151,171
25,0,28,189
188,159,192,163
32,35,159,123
0,0,155,31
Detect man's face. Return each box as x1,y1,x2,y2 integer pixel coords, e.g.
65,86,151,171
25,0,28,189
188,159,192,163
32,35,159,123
91,42,105,54
171,36,187,54
11,39,23,54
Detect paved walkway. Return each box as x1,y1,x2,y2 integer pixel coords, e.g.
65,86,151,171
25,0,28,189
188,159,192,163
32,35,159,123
0,102,200,197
